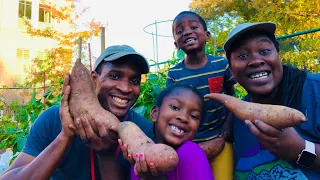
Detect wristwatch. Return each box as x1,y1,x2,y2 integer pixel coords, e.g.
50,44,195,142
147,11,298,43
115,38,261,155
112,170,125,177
296,140,317,168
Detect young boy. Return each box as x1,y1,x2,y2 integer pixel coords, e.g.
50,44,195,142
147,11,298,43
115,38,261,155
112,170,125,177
166,11,236,180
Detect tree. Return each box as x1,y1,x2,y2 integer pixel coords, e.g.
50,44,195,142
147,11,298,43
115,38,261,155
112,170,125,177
23,0,102,92
190,0,320,72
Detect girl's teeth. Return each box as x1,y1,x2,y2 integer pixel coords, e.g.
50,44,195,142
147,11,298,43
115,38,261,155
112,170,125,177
112,96,128,104
170,125,185,134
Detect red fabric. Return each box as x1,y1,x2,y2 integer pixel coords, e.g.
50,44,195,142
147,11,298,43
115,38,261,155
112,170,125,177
208,76,224,93
90,113,129,180
90,149,95,180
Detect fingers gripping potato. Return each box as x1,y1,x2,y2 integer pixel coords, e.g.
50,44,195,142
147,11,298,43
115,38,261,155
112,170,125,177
118,121,179,172
68,59,179,172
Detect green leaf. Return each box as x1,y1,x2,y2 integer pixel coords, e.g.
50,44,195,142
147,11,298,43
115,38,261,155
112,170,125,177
17,137,27,152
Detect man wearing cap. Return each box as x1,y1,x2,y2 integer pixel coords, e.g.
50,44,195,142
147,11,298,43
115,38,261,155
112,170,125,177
216,22,320,179
1,45,154,180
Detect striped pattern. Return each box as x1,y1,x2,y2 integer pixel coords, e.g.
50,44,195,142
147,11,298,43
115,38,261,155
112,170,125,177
166,55,236,142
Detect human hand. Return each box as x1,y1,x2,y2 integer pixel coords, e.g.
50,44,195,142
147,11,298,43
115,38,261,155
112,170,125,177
73,115,117,152
134,152,161,179
118,139,161,179
245,119,305,161
59,72,76,139
118,139,135,164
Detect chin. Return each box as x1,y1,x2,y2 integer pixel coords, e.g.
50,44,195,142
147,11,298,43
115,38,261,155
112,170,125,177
109,108,127,118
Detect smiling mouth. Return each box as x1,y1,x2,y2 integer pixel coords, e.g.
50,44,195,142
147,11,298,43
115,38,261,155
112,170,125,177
111,96,129,105
170,125,186,135
249,71,270,80
184,37,196,44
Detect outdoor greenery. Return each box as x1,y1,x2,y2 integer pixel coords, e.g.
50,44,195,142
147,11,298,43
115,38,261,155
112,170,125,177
0,83,62,158
0,0,318,164
23,0,102,95
190,0,320,73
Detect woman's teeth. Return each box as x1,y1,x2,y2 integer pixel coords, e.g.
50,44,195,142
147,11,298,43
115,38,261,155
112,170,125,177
112,96,128,104
250,72,268,79
170,125,185,134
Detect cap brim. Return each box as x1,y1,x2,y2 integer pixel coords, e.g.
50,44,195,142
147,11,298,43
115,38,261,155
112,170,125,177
104,52,150,74
224,22,276,55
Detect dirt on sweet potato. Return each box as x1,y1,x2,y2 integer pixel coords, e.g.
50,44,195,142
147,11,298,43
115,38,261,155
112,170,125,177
204,93,307,129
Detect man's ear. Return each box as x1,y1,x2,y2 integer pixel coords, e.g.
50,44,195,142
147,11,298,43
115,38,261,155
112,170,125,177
205,31,211,42
91,71,98,88
150,106,159,123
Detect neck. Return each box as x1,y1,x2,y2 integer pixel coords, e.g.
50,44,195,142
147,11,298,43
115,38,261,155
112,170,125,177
184,51,207,69
249,88,280,104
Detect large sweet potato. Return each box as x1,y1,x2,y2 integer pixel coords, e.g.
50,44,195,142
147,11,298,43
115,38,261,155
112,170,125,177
68,59,120,140
118,121,179,172
204,93,306,129
68,59,179,172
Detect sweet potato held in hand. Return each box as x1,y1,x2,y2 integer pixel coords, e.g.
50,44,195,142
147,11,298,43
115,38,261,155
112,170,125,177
68,59,179,172
118,121,179,172
68,58,120,141
204,93,307,129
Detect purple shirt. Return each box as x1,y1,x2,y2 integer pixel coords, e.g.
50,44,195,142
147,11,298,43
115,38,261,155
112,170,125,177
131,141,214,180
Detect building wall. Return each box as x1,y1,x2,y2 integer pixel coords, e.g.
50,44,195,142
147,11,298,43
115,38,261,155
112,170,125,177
0,0,70,86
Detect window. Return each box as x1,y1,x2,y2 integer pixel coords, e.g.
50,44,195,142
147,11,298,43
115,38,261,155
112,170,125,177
37,51,49,61
39,4,51,23
18,0,32,19
16,49,31,74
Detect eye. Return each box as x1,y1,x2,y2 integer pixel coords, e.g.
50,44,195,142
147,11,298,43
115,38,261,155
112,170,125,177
169,104,179,111
190,114,199,120
108,73,119,80
191,26,198,30
237,54,248,60
176,30,182,35
260,49,271,55
190,112,200,120
131,78,140,85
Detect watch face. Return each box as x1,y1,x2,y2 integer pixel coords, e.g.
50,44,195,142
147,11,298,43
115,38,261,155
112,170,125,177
297,150,317,168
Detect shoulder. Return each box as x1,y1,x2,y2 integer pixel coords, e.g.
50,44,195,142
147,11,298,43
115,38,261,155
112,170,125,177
207,55,230,69
303,72,320,95
305,72,320,83
207,55,228,64
34,105,61,127
168,61,184,72
177,141,206,159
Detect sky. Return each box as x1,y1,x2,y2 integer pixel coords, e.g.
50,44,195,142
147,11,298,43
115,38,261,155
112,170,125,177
77,0,192,69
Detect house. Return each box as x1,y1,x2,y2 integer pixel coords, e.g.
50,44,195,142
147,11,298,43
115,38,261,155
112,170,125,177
0,0,71,106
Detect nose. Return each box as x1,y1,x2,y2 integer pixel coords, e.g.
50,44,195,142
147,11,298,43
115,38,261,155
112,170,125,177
183,28,192,36
248,53,265,67
117,80,133,94
176,110,188,124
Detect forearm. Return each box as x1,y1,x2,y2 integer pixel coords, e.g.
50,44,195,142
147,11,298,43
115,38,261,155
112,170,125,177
97,149,123,180
199,137,225,160
1,133,73,180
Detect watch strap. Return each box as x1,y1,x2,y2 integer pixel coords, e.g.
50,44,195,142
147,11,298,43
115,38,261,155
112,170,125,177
305,140,316,154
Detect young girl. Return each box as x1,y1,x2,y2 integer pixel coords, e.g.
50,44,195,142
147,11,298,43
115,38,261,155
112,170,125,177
119,84,214,180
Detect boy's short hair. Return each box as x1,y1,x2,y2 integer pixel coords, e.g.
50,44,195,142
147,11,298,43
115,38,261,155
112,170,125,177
172,11,208,35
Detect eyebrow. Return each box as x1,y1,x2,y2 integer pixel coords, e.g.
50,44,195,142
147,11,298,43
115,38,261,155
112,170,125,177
175,20,199,28
256,38,273,44
170,97,201,112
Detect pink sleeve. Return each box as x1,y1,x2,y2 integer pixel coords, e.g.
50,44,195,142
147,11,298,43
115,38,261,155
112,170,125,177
166,141,214,180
